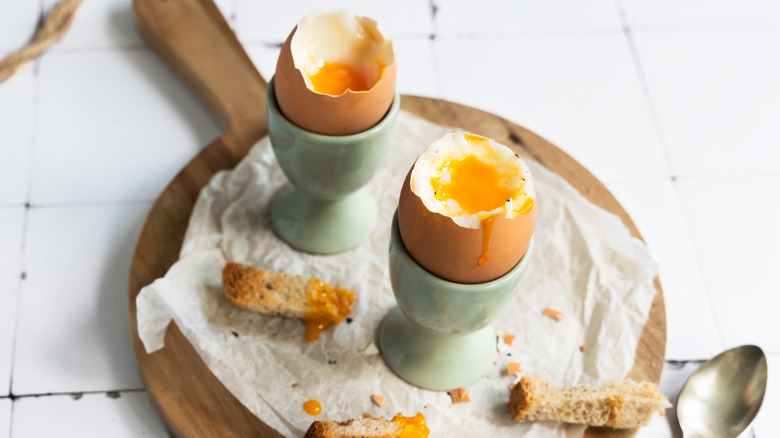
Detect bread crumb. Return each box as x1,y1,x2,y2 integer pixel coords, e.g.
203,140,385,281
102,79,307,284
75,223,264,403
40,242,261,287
371,395,385,408
503,334,516,346
543,308,564,321
579,345,585,353
507,362,522,375
450,388,470,404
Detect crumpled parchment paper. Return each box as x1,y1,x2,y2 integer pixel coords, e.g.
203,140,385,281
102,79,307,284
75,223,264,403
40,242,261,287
136,111,659,437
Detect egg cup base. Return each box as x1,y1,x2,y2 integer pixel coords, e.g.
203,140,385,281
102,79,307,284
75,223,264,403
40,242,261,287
270,183,377,254
378,306,495,391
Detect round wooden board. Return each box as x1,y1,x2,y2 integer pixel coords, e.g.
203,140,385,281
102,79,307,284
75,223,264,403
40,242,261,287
128,1,665,436
128,96,666,438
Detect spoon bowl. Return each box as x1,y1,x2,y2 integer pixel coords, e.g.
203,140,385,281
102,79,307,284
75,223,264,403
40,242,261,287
677,345,767,438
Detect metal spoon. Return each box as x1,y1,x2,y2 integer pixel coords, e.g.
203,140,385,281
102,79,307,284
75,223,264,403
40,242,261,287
677,345,768,438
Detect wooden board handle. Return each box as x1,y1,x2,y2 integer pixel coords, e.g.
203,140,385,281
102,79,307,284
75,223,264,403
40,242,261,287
133,0,268,149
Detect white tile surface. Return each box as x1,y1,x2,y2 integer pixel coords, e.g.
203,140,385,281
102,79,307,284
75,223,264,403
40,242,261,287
434,34,669,183
0,398,10,438
435,0,622,36
607,179,724,360
633,28,780,178
213,0,235,26
393,38,441,99
244,38,441,99
12,392,166,437
0,208,25,397
677,176,780,352
0,68,35,205
753,353,779,435
235,0,432,43
43,0,142,51
621,0,780,28
32,49,221,205
243,43,281,83
0,1,40,56
12,204,149,394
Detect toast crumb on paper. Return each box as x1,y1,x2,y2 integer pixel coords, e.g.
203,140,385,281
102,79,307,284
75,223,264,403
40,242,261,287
450,388,470,404
542,307,565,321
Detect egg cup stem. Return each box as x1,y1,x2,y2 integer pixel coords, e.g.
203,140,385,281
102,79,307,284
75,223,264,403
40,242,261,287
379,212,534,390
270,184,376,254
379,306,496,391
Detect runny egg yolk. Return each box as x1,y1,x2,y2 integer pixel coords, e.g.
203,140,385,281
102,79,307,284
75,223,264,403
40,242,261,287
391,413,430,438
302,279,356,342
308,62,375,95
431,154,515,266
430,154,514,216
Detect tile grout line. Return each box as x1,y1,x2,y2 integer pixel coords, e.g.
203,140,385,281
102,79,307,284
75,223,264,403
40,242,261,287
630,21,780,33
427,0,444,98
6,388,146,401
426,28,625,40
47,44,149,55
618,8,731,352
7,0,45,425
620,34,674,175
24,199,156,210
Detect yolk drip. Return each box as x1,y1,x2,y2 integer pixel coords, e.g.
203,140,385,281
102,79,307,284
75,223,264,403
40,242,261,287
431,154,515,266
302,279,356,343
303,399,321,416
391,413,430,438
308,62,375,95
478,215,497,266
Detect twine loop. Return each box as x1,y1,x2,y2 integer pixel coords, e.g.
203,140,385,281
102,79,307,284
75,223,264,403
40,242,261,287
0,0,84,82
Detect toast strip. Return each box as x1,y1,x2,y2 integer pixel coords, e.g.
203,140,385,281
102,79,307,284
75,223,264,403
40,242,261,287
222,262,355,341
304,413,428,438
509,376,669,429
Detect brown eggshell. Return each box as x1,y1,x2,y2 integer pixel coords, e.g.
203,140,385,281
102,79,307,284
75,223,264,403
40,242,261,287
398,168,537,284
274,27,397,136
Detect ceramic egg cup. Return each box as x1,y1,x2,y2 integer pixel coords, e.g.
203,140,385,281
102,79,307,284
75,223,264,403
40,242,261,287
379,212,534,391
267,77,401,254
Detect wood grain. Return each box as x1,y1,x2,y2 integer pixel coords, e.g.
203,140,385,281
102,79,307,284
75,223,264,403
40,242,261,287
128,0,666,436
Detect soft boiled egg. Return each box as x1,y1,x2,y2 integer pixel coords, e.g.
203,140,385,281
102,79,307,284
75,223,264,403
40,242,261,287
273,9,397,136
398,133,536,284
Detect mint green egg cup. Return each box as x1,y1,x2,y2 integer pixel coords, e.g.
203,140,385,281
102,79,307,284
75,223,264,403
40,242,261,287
379,211,534,391
267,77,400,254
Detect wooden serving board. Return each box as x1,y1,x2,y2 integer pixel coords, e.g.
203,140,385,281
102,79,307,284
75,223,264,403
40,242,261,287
127,1,666,436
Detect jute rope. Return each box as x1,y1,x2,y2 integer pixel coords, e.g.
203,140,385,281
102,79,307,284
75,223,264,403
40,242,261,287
0,0,85,82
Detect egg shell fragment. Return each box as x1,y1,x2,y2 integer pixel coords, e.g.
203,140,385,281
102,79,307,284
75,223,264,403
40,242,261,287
398,168,536,284
274,27,397,136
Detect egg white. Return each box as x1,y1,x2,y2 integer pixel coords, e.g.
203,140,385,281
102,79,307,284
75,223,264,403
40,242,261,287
410,133,535,229
291,9,395,95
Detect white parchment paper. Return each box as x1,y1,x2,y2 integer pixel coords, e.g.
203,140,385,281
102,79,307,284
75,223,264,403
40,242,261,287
136,111,659,437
